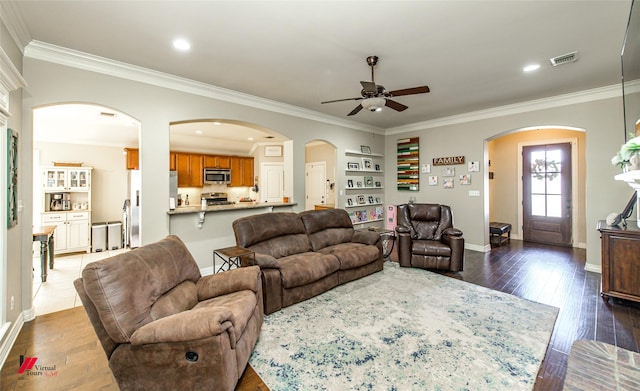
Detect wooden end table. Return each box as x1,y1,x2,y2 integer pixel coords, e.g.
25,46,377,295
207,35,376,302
33,225,56,282
213,246,255,273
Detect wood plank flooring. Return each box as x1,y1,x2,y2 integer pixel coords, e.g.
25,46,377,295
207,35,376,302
2,240,639,390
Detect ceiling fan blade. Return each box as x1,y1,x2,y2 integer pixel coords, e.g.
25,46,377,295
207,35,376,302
385,99,408,112
347,104,363,116
321,97,363,104
360,81,377,94
388,85,430,97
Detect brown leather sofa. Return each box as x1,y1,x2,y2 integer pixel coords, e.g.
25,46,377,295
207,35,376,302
395,203,465,272
74,235,263,391
232,208,383,315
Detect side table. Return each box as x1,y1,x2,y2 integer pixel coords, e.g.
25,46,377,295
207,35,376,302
358,227,395,259
213,246,255,273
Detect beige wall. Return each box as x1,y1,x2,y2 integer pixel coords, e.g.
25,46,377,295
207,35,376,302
488,128,587,246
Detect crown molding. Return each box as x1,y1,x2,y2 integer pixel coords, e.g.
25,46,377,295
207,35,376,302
24,41,384,135
386,83,627,135
0,47,27,91
0,2,32,53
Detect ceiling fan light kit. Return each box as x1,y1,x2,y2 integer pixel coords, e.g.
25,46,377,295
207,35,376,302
362,97,385,112
321,55,430,116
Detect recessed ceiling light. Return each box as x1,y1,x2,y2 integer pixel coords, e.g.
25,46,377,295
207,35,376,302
195,130,203,135
212,121,222,126
523,64,541,72
247,137,254,141
173,38,191,51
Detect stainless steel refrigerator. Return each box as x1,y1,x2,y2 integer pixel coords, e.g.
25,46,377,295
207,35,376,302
124,170,141,248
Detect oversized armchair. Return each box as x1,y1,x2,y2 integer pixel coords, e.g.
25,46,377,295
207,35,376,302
73,235,263,391
395,203,464,272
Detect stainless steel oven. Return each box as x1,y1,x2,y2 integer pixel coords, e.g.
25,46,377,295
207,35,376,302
204,168,231,185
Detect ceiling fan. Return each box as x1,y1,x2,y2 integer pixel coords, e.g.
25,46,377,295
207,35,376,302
321,55,430,116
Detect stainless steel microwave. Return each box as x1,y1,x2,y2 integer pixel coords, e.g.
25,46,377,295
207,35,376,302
204,168,231,184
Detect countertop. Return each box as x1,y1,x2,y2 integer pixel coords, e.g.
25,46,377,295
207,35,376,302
167,201,296,215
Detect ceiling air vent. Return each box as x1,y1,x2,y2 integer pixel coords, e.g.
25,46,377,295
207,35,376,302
550,51,579,66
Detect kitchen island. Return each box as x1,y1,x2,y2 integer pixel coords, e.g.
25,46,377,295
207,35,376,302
168,201,297,273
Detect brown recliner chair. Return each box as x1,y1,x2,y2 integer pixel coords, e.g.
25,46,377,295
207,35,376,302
73,235,263,391
395,203,464,272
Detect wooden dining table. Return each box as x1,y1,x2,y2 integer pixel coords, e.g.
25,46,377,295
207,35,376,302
32,225,56,282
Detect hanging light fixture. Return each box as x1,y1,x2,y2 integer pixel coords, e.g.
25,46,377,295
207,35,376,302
361,97,385,112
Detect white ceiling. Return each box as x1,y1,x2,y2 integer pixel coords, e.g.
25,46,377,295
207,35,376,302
8,1,635,150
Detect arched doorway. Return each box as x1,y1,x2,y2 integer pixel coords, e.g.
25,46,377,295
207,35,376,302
169,119,290,205
32,103,140,315
304,140,337,210
487,126,586,248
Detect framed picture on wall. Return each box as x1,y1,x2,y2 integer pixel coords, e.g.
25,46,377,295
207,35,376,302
264,145,282,157
347,162,360,170
361,158,373,170
346,197,354,207
364,176,374,187
357,194,366,204
347,179,354,188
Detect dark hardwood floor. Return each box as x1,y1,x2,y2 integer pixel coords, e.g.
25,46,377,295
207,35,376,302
2,240,639,390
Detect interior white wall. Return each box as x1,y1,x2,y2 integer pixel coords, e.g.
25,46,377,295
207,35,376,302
385,97,627,271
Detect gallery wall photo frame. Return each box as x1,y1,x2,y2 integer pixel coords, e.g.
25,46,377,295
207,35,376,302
347,162,360,170
264,145,283,157
361,157,373,170
360,145,372,154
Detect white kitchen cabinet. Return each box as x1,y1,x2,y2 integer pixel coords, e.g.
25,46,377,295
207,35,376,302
42,211,90,254
41,166,92,255
42,167,91,191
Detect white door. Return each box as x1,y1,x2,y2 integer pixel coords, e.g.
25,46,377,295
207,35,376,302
260,163,284,203
305,161,326,210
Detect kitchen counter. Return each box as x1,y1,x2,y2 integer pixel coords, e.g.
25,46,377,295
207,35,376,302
167,201,296,215
168,201,297,271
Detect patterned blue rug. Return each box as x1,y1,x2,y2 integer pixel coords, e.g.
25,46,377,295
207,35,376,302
250,262,558,390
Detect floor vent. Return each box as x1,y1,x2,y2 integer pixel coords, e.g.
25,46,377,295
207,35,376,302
550,51,579,66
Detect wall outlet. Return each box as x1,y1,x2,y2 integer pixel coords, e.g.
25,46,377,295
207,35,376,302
10,296,14,311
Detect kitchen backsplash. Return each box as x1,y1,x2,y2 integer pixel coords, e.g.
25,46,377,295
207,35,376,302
178,183,257,205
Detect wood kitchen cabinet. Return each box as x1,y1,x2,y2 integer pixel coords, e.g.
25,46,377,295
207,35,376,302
169,152,176,171
124,148,139,170
204,155,231,169
175,153,204,187
598,220,640,304
229,156,254,187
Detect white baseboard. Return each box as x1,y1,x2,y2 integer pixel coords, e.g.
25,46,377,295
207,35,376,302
0,311,25,370
584,263,602,274
200,266,214,276
466,243,490,252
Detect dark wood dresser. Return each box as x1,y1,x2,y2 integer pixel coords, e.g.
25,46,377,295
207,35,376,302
598,220,640,303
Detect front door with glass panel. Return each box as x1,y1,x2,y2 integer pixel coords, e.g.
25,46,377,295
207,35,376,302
522,143,572,246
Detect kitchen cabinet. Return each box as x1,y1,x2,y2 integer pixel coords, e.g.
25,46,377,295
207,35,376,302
175,153,204,187
124,148,139,170
229,157,254,187
42,211,90,254
41,166,92,254
43,167,91,191
170,152,176,171
204,155,231,169
598,220,640,304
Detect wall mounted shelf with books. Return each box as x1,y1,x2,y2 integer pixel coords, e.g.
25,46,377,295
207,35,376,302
344,147,384,228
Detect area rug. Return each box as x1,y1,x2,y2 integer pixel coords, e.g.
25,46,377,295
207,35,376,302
249,262,558,390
